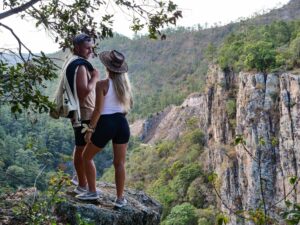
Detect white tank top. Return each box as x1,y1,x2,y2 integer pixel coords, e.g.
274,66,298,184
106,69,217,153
101,79,125,115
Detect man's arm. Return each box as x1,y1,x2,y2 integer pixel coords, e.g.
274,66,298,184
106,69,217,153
76,65,99,100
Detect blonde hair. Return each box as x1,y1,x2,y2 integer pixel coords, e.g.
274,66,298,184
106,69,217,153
108,69,133,112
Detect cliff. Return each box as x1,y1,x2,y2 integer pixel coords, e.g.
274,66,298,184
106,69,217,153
0,182,162,225
130,92,206,144
204,66,300,224
133,65,300,223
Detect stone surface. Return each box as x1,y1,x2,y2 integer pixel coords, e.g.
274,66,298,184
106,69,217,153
135,65,300,224
56,182,162,225
133,92,206,144
202,68,300,224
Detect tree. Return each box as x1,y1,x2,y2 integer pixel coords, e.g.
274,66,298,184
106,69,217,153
0,0,182,113
162,203,198,225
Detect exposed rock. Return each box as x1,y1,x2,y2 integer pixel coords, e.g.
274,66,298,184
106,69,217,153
56,182,162,225
0,184,162,225
203,67,300,224
130,119,145,138
136,64,300,224
137,93,206,144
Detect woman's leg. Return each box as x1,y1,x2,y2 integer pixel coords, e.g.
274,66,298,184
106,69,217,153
113,143,127,198
82,142,103,192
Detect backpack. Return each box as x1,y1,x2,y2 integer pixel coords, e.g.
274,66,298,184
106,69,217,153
49,56,94,126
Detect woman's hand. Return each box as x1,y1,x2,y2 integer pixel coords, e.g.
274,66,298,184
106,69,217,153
84,131,92,143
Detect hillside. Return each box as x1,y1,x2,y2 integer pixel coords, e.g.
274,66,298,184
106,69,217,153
41,0,300,122
2,0,300,224
89,0,300,120
124,63,300,224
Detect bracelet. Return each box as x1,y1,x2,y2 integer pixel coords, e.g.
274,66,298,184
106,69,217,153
88,124,95,132
81,123,95,134
86,128,94,133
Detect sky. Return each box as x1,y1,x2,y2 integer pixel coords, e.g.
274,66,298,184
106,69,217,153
0,0,290,53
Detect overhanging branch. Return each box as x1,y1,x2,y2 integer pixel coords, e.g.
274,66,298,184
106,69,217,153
0,22,34,61
0,0,41,20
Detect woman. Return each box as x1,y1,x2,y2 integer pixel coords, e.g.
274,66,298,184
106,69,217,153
76,50,132,208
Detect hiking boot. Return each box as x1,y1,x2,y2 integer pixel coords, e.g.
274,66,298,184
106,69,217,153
76,191,99,200
114,197,127,208
73,186,87,194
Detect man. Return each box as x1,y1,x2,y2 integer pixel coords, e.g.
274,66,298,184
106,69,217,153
67,33,99,193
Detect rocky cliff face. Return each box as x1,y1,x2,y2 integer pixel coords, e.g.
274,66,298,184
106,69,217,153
134,65,300,223
131,93,206,144
206,67,300,224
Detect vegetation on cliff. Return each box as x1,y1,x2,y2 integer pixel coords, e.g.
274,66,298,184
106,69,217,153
217,20,300,73
101,118,222,224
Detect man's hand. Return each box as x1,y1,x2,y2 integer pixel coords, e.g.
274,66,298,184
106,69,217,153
91,69,99,78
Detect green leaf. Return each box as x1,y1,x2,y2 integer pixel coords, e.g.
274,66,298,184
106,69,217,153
289,176,298,185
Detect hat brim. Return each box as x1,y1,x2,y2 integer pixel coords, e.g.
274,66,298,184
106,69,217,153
99,51,128,73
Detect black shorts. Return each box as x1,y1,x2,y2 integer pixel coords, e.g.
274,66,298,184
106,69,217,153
73,120,90,147
91,113,130,148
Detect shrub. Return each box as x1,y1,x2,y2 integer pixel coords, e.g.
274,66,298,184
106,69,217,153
171,163,202,198
226,99,236,119
156,141,175,158
183,130,206,146
243,41,276,72
163,203,198,225
187,177,207,208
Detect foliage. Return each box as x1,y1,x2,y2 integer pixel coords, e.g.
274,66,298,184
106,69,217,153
181,129,206,147
204,43,217,63
170,163,202,199
13,170,70,224
197,207,218,225
0,0,182,114
243,41,276,72
217,20,300,73
162,203,198,225
245,209,275,225
0,106,113,193
76,213,96,225
216,214,229,225
225,99,236,119
100,128,218,223
281,200,300,225
0,54,57,113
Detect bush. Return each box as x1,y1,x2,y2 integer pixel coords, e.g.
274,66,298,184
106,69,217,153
171,163,202,198
197,206,216,225
187,177,208,208
163,203,198,225
244,41,276,72
289,35,300,66
6,165,24,177
183,130,206,146
216,20,300,72
226,99,236,119
156,141,175,158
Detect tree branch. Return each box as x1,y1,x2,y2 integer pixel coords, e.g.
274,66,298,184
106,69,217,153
0,22,36,60
0,0,41,20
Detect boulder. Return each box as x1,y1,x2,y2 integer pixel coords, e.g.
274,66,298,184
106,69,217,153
56,182,162,225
